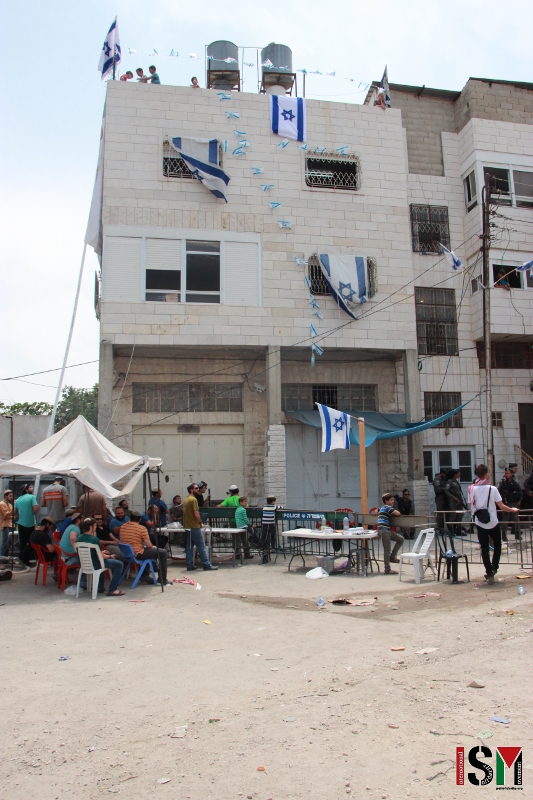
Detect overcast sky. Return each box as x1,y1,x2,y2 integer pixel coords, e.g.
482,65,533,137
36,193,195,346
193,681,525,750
1,0,531,405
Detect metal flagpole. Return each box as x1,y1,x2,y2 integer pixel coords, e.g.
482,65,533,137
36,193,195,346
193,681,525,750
113,45,116,80
482,175,494,483
357,418,368,575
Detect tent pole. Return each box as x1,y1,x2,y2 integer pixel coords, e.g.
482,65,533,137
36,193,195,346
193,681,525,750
11,477,16,571
358,419,368,523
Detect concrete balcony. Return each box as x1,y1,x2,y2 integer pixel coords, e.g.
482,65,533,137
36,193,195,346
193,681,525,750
471,285,533,341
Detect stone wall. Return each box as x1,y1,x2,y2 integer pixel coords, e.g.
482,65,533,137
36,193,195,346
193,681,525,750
389,89,456,176
455,80,533,133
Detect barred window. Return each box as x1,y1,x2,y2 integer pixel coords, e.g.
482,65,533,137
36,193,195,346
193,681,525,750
305,152,361,191
132,383,242,413
410,205,450,253
308,254,329,296
415,287,458,356
424,392,463,428
476,342,533,370
163,140,223,179
282,384,377,412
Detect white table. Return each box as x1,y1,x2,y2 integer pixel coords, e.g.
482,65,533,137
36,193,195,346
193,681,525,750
281,527,379,575
161,525,248,566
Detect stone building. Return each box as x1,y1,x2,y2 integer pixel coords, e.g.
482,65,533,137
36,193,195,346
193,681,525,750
94,72,533,511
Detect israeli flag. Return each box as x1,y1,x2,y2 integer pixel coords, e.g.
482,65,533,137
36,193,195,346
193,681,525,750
316,404,351,452
380,65,391,107
171,137,230,202
270,96,306,142
319,254,367,320
98,17,121,81
517,259,533,277
440,244,462,270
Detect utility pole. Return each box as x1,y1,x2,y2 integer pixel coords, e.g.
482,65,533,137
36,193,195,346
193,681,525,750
482,173,493,483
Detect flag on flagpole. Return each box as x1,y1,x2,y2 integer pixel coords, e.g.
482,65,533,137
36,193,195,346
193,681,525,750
380,65,391,107
269,96,306,142
98,17,121,81
170,137,230,201
316,403,351,452
440,244,462,270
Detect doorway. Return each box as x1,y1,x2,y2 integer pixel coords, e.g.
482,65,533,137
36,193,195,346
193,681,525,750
519,404,533,457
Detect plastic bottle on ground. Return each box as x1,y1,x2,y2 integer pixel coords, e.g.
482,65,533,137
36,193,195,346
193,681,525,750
518,585,525,595
317,596,325,608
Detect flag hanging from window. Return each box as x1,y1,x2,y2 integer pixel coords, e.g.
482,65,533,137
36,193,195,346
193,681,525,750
98,17,121,81
318,254,367,319
170,137,230,202
269,96,306,142
316,403,351,452
440,244,462,270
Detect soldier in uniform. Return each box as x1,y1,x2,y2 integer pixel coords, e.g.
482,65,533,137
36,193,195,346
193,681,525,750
497,467,522,541
433,468,447,531
444,468,465,538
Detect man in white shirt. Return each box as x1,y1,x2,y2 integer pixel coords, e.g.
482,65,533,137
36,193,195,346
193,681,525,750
470,464,519,584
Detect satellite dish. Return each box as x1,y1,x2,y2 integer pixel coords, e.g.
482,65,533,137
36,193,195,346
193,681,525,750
498,459,507,469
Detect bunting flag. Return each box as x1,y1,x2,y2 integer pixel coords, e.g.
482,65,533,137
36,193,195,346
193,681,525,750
319,254,367,319
270,96,306,142
440,244,462,270
170,137,230,201
517,259,533,276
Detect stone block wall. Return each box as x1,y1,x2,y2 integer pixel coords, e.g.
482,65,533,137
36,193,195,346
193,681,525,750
389,89,456,176
455,80,533,133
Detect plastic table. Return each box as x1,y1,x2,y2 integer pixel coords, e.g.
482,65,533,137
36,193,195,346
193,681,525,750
281,527,379,575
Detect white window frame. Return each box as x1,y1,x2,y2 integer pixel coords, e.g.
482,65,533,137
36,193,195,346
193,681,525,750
102,226,261,306
460,151,533,210
424,446,475,492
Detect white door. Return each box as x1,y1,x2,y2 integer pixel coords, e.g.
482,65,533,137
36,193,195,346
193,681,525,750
132,427,244,510
424,447,474,511
285,424,379,512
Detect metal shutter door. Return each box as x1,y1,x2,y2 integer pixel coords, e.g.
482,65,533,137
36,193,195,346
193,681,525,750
224,241,259,305
103,237,142,301
146,238,181,271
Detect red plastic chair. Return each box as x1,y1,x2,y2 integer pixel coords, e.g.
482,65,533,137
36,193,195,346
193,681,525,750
53,545,79,592
31,543,57,587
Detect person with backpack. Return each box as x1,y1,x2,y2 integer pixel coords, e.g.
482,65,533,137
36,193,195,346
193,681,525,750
469,464,519,584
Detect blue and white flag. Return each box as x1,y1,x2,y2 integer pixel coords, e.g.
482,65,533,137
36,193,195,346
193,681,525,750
319,254,367,319
380,65,391,107
269,96,306,142
440,244,462,270
98,17,121,81
517,259,533,277
316,404,351,452
170,137,230,202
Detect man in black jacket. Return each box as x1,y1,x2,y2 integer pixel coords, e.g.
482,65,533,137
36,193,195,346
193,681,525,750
497,467,522,541
395,489,415,539
433,469,447,530
444,469,465,537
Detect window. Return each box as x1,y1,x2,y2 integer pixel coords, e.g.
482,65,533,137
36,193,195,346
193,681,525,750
476,342,533,370
513,170,533,208
424,392,463,428
463,170,477,211
423,451,434,483
163,139,223,179
425,448,473,486
492,411,503,428
483,166,511,205
415,287,458,356
471,275,482,294
458,450,473,483
185,240,220,303
492,263,521,290
145,238,182,303
132,383,242,413
308,254,329,296
410,205,450,253
281,384,377,412
305,152,361,190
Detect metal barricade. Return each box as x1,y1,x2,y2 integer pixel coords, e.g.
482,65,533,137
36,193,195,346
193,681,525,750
432,512,533,570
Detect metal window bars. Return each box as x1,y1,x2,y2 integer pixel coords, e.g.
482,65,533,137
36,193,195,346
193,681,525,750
305,152,361,190
424,392,463,428
410,204,450,253
162,140,224,179
132,383,243,414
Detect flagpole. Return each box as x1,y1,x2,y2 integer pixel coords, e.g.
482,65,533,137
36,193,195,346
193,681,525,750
358,418,367,521
112,44,116,80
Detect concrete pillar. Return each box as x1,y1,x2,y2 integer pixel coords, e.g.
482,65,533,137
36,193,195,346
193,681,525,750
98,340,113,434
403,349,430,515
264,345,286,504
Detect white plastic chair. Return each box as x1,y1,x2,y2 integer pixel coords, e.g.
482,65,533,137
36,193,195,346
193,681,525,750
398,528,436,584
75,543,107,600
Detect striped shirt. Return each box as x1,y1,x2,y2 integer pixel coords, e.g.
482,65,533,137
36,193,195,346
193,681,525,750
119,521,152,556
377,505,395,529
262,504,278,525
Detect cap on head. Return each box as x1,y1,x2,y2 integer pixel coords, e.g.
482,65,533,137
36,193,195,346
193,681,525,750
42,515,54,525
187,482,196,492
130,510,141,522
266,495,276,502
197,481,207,489
71,512,82,522
4,488,12,496
229,484,238,492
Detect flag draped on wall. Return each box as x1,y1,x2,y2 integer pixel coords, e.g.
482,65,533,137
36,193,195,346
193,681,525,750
269,96,306,142
170,137,230,201
98,17,121,81
85,103,106,254
318,254,368,319
316,404,351,452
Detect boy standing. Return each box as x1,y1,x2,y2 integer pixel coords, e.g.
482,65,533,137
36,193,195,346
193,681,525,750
234,497,253,560
377,492,404,574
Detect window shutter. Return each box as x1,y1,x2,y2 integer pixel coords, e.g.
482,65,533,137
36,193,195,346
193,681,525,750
224,242,259,305
103,237,142,302
146,238,181,271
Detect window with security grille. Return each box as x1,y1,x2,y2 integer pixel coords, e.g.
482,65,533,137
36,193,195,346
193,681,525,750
163,140,223,179
424,392,463,428
281,384,377,412
305,152,361,190
415,287,458,356
132,383,242,413
410,205,450,253
476,342,533,370
308,254,329,296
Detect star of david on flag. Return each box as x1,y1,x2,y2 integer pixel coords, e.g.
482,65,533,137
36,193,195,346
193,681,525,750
98,17,121,81
270,96,306,142
316,403,351,452
319,254,368,320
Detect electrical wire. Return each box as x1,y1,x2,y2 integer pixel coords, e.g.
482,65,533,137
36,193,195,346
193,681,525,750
104,344,135,436
0,360,99,382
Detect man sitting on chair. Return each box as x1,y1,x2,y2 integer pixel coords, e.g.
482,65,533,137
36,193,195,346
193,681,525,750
20,516,57,565
119,511,171,585
77,517,125,597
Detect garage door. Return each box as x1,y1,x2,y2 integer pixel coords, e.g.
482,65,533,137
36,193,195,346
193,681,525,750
285,424,379,512
132,425,244,510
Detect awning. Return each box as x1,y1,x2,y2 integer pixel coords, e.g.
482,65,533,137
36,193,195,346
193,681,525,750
287,397,476,447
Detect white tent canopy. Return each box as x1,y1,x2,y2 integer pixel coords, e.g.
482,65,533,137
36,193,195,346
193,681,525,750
0,415,162,499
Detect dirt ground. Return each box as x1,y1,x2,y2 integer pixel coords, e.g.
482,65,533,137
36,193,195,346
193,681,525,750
1,555,532,800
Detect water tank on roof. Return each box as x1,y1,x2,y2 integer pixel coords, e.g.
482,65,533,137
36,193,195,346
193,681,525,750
207,40,239,72
261,43,292,76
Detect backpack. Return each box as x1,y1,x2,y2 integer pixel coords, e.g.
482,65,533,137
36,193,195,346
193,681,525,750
474,487,491,525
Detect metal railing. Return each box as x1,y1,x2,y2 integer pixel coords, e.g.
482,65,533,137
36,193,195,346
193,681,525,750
515,444,533,479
